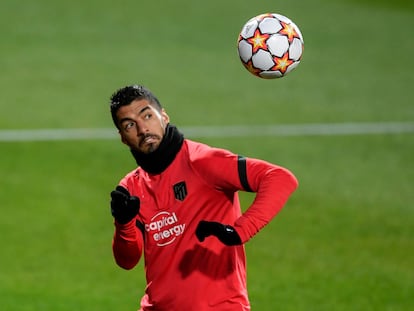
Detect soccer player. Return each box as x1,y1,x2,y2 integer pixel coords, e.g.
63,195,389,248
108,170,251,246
109,85,298,311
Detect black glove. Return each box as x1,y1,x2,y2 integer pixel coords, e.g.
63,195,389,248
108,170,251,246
110,186,140,224
195,220,242,246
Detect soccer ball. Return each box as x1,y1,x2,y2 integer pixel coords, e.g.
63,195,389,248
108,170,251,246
237,13,304,79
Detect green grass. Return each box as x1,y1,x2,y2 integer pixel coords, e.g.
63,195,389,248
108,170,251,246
0,0,413,310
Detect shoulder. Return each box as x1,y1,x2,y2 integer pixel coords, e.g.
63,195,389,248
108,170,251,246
184,139,239,178
185,139,235,161
118,168,141,189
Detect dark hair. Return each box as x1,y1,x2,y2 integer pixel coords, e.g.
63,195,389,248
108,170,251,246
110,85,162,129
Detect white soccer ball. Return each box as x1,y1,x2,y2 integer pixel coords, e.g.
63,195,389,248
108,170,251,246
237,13,304,79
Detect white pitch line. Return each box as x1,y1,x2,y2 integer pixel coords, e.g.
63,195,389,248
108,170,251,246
0,122,413,142
0,128,118,142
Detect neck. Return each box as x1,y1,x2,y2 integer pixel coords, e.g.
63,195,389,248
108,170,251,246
130,124,184,174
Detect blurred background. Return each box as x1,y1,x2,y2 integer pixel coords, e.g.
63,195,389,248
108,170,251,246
1,0,413,310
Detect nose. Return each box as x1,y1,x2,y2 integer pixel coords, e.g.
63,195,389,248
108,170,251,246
135,119,148,136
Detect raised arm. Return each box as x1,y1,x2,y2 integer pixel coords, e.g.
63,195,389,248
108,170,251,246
110,186,143,269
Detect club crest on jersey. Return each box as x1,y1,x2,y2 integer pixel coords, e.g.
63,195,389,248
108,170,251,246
173,181,187,201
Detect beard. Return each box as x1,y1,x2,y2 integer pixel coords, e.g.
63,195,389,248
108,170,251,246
130,124,184,174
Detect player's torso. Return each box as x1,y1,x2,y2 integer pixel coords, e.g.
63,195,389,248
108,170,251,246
123,142,248,309
126,142,239,266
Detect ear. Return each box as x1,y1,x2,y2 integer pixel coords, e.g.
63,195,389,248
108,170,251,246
161,108,170,124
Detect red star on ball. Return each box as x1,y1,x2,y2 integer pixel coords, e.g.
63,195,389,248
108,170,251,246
271,52,294,75
255,13,274,22
279,21,300,43
247,29,271,54
243,59,262,76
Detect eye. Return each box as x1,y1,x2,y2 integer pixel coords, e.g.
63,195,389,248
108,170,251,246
124,121,135,131
144,112,152,120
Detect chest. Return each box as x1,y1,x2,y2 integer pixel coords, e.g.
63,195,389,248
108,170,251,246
126,152,237,249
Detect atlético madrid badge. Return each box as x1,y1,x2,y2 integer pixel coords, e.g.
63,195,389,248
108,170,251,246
173,181,187,201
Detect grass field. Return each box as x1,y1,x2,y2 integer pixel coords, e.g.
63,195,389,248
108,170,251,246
1,0,413,310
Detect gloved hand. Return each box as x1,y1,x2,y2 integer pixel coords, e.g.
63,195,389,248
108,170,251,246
195,220,242,246
110,186,140,224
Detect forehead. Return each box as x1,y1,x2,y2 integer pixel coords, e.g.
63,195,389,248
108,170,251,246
116,99,154,118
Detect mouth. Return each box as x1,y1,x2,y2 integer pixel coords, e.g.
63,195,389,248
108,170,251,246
139,134,159,148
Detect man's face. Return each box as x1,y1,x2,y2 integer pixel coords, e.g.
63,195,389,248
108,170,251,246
116,99,170,154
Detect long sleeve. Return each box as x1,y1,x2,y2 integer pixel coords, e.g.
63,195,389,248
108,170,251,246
234,158,298,243
189,143,298,244
112,219,143,270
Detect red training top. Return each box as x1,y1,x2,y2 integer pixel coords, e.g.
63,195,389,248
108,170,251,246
112,139,298,311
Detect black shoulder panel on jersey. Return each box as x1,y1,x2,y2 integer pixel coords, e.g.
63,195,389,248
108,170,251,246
238,155,253,192
135,220,145,237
